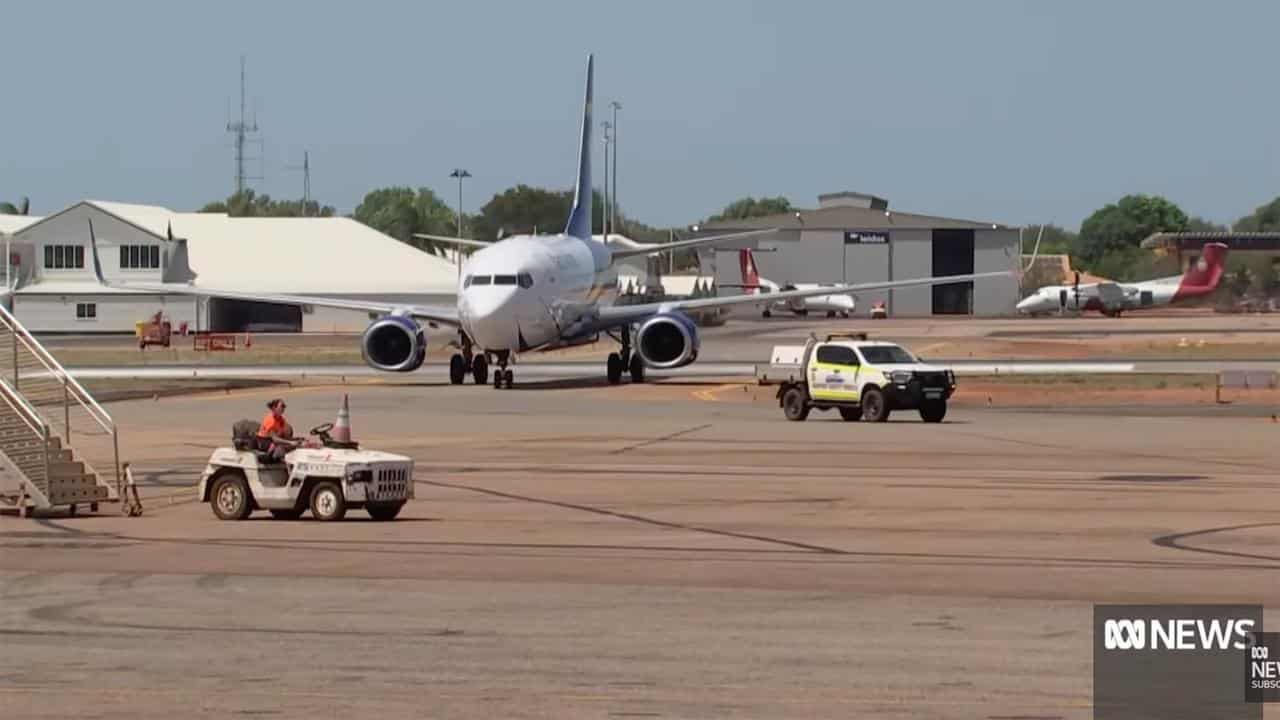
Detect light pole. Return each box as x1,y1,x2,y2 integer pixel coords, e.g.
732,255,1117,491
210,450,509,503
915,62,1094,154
601,121,612,238
610,100,621,235
449,168,470,276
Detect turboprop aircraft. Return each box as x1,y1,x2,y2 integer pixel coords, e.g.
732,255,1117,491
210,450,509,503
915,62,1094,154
89,54,1007,388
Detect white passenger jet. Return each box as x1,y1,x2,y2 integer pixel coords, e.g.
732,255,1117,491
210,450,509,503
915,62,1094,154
89,54,1006,389
725,248,856,318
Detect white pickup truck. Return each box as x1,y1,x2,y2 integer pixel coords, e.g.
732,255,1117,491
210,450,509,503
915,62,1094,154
756,333,956,422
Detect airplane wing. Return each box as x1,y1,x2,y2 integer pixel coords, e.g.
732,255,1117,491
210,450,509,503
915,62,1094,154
412,234,492,250
87,220,460,327
573,271,1010,334
608,229,777,260
1095,282,1129,308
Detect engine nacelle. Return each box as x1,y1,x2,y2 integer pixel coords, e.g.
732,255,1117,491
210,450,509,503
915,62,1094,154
360,315,426,372
635,312,700,369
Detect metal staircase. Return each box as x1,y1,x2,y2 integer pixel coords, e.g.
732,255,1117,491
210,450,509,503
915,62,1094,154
0,303,119,515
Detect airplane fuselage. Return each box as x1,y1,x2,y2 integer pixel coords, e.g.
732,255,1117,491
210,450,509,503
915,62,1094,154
1017,276,1183,315
458,234,617,352
752,279,856,315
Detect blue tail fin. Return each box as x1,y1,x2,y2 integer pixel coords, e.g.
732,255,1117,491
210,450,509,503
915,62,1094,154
564,54,593,240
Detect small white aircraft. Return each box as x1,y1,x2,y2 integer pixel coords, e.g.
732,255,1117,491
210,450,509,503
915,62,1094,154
1016,242,1228,317
89,54,1007,388
725,248,855,318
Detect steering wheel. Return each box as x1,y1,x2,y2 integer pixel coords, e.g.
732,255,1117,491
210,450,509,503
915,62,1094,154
310,422,334,437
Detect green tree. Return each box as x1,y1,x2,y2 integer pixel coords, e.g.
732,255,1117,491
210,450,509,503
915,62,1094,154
1074,194,1189,269
466,185,607,243
1187,216,1227,232
706,196,792,223
1021,224,1076,255
200,189,334,218
1234,197,1280,232
351,187,457,251
0,197,30,215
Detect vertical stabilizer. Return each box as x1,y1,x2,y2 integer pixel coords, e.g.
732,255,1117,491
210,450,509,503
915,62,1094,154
564,55,594,240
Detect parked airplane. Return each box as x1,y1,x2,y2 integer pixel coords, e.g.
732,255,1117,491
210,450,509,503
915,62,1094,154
726,248,855,318
89,54,1007,388
1016,242,1228,317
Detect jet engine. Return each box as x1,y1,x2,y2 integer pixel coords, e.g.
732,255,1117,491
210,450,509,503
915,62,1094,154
635,312,699,369
360,315,426,372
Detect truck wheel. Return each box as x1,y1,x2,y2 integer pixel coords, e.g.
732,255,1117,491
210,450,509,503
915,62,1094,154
269,509,303,520
366,501,405,521
919,400,947,423
211,471,252,521
839,406,862,422
309,481,347,521
861,387,890,422
782,387,809,421
449,354,466,384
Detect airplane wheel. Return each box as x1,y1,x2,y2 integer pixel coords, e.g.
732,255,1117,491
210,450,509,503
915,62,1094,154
762,310,772,318
826,311,835,318
840,311,850,319
607,353,623,384
449,354,466,385
629,354,645,383
797,309,809,317
503,369,514,388
472,354,489,385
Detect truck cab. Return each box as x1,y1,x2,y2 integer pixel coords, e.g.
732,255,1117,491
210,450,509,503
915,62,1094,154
760,334,956,423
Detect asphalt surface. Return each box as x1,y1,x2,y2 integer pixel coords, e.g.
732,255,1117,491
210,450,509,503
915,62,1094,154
57,358,1280,381
3,382,1278,719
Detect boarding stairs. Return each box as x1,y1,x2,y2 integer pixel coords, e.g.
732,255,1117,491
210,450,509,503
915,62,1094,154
0,303,120,516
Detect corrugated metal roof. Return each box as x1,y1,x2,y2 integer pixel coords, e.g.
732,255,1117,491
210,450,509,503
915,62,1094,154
700,204,1010,231
0,215,42,234
68,200,460,294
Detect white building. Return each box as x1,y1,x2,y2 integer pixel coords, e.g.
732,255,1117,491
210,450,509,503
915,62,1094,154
2,201,459,333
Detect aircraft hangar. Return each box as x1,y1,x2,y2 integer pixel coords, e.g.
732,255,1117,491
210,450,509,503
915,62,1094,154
695,191,1021,316
0,200,458,333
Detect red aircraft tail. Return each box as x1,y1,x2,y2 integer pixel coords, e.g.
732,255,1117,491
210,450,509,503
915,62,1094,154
738,249,761,289
1172,242,1228,300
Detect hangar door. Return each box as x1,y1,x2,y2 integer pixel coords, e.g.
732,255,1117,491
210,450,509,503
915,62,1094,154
931,229,974,315
208,298,302,332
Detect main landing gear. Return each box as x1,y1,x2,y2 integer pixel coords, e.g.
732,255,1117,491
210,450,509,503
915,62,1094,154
606,325,645,385
449,332,493,386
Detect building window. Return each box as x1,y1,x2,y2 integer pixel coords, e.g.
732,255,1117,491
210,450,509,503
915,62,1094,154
119,244,161,270
43,244,85,269
75,303,97,320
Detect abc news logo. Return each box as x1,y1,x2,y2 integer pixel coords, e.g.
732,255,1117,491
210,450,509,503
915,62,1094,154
1103,617,1256,651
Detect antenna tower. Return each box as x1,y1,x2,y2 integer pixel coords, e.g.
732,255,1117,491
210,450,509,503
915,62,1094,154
226,55,262,195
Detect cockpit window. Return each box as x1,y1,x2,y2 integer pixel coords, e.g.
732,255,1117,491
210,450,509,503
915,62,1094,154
493,274,518,285
517,272,533,289
471,275,491,286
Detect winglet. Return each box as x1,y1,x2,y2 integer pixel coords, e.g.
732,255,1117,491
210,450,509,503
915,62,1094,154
87,219,107,285
564,54,593,241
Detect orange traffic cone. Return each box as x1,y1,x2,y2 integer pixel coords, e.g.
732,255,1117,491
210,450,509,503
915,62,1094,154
333,393,351,443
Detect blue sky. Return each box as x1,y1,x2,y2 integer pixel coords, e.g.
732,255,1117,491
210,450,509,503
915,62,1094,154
2,0,1277,229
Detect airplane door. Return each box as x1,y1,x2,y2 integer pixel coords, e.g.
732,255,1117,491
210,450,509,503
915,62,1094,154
1140,290,1154,306
1058,289,1067,309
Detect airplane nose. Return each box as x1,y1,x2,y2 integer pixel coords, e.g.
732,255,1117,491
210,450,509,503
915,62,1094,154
1016,296,1039,313
464,287,519,348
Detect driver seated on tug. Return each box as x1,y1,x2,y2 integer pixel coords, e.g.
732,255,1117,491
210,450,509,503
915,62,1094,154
257,398,309,461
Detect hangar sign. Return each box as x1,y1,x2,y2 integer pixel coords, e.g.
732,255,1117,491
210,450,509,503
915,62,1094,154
844,231,888,245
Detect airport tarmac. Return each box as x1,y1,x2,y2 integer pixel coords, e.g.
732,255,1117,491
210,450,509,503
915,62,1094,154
2,382,1278,719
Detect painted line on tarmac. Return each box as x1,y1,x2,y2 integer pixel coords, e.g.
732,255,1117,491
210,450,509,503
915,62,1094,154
691,383,749,402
